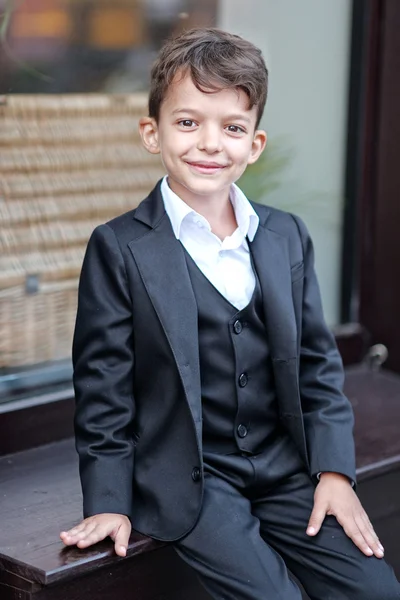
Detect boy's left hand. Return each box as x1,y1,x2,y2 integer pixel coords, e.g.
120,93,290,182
306,472,385,558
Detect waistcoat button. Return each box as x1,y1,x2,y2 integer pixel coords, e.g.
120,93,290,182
191,467,201,482
237,424,248,438
238,372,248,387
233,319,243,334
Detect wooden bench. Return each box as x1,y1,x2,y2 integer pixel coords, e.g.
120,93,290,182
0,438,210,600
1,364,400,599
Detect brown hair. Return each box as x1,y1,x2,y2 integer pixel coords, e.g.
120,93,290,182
148,28,268,128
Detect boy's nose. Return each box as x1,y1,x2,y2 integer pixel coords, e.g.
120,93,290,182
197,125,223,154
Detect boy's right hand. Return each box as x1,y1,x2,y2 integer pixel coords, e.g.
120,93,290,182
60,513,131,557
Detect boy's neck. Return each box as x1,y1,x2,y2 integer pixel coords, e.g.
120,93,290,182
167,178,238,240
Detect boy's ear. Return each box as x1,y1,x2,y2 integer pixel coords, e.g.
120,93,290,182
139,117,160,154
247,129,267,165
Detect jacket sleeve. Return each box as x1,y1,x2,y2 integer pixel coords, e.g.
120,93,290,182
73,223,135,518
292,215,357,485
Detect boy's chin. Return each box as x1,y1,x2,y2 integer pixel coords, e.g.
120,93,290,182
184,180,233,197
166,170,238,200
178,174,234,191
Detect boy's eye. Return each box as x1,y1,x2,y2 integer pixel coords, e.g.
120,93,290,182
178,119,196,128
226,125,246,134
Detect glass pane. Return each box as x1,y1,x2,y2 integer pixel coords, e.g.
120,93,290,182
0,0,351,402
0,0,218,402
0,0,218,95
222,0,352,327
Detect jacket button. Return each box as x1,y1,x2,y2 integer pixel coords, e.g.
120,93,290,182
238,372,248,387
233,319,243,334
191,467,201,482
237,424,248,438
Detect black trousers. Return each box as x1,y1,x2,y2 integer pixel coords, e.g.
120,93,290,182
173,449,400,600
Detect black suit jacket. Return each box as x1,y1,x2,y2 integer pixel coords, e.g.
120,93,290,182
73,180,356,541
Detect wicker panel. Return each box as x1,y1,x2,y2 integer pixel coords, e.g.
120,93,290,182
0,94,164,368
1,115,141,145
2,168,163,200
1,219,106,253
0,191,150,226
2,143,152,173
0,247,86,287
0,280,79,367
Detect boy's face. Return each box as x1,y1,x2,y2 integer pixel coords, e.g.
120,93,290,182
140,71,267,205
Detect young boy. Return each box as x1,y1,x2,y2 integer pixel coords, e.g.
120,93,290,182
60,28,400,599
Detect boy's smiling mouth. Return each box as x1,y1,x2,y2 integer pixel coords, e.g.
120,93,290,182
184,160,228,174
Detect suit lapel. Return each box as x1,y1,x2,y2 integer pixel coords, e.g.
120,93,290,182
249,218,297,361
249,216,305,449
128,185,202,428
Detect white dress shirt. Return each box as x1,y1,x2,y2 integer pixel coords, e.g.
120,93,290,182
161,176,259,310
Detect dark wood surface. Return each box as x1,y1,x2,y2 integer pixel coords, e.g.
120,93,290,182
345,365,400,469
333,322,370,366
0,364,400,595
0,390,75,457
0,439,162,586
356,0,400,373
0,547,211,600
341,0,382,324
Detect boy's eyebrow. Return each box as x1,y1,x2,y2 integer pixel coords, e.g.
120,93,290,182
172,108,252,124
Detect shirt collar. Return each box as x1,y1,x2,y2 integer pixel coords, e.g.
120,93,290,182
160,176,259,241
229,181,259,242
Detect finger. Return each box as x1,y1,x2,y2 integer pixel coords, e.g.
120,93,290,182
307,503,327,536
76,525,110,548
355,513,384,558
111,522,131,557
60,522,88,538
61,522,97,545
360,512,384,551
360,510,373,529
62,521,95,538
360,509,385,558
359,511,380,543
337,514,374,556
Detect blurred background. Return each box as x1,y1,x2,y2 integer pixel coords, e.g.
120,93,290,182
1,1,400,593
0,0,399,405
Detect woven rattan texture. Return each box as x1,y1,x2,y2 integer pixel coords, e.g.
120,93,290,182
0,94,164,367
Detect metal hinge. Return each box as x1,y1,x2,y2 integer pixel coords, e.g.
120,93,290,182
364,344,389,371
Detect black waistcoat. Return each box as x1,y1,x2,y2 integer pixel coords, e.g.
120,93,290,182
184,249,285,455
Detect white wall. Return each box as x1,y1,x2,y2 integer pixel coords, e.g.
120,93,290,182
218,0,352,325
